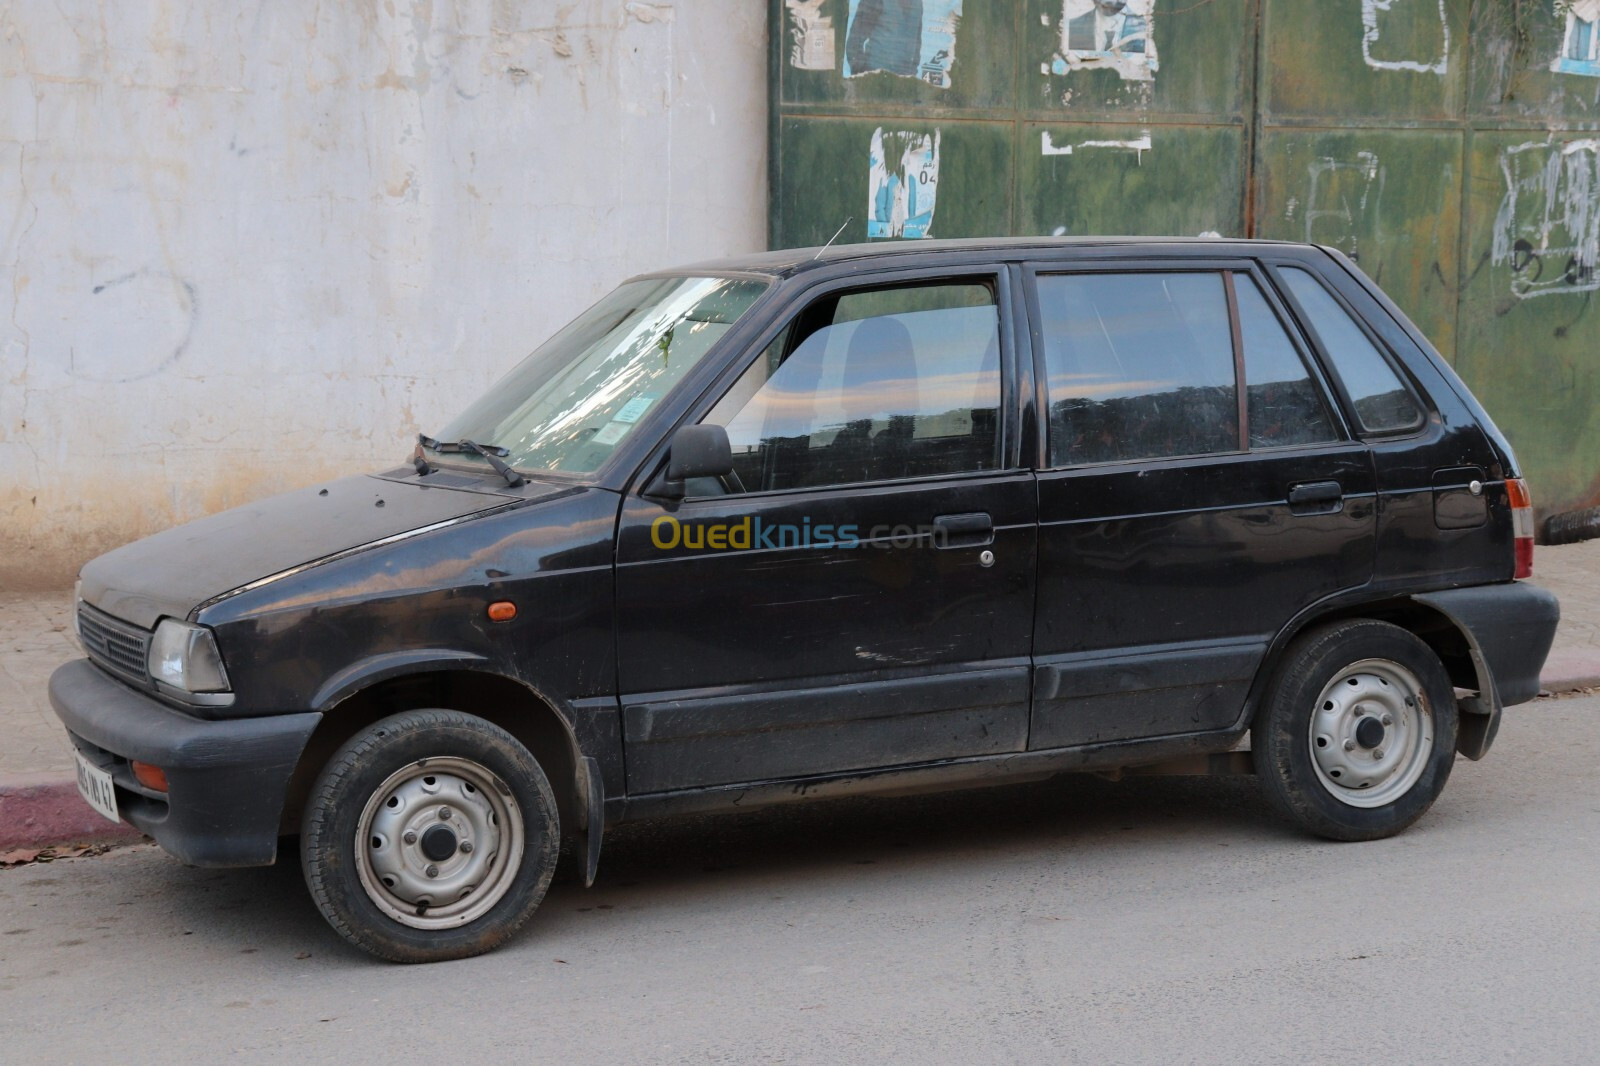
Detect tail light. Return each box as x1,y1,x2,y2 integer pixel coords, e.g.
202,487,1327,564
1507,478,1534,579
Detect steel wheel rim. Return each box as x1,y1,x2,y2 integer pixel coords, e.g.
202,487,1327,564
354,756,524,930
1308,658,1433,808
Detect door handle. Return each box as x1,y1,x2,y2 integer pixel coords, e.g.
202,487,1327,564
1288,480,1343,513
933,512,993,548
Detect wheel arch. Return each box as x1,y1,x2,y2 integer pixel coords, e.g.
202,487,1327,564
1241,592,1478,717
282,666,585,839
1303,598,1480,691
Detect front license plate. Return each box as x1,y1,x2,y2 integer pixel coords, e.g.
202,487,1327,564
74,751,120,824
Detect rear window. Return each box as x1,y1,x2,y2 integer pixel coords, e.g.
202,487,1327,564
1279,267,1423,435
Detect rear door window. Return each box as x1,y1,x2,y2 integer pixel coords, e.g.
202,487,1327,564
1036,272,1239,466
1278,267,1423,435
1235,275,1339,448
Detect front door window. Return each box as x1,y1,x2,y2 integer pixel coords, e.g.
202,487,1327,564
703,280,1002,492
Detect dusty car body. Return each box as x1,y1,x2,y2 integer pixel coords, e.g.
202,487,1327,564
52,238,1559,961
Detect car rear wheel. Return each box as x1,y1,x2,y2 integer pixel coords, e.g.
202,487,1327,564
1253,620,1458,841
300,709,560,962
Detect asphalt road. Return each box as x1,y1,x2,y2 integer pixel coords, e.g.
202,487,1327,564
3,694,1597,1064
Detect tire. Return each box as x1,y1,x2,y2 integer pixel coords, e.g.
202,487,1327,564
1252,619,1458,842
300,709,560,963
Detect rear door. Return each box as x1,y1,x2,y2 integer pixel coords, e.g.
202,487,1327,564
1026,260,1377,749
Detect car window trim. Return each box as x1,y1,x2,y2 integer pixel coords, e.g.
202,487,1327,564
632,265,1021,502
1221,272,1249,452
1036,436,1361,480
1262,261,1431,439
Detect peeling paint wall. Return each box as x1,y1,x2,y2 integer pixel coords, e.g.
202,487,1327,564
0,1,767,588
770,0,1600,526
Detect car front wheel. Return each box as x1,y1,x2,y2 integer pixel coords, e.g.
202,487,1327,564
300,709,560,962
1253,619,1458,841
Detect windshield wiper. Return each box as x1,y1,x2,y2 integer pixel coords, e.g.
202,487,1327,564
417,434,526,488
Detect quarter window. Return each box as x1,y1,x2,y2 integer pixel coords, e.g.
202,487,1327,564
1279,267,1422,434
702,280,1002,493
1038,272,1238,466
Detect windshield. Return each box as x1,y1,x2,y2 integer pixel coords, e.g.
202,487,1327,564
430,275,769,474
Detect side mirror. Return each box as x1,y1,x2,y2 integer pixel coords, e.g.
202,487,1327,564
666,424,733,482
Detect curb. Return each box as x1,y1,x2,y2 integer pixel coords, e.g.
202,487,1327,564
0,775,144,853
1538,649,1600,696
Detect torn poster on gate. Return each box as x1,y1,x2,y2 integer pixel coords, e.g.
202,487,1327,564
844,0,962,89
1052,0,1158,83
868,128,940,239
786,0,837,71
1551,0,1600,78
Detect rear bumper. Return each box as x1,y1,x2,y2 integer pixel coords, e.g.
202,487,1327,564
1413,582,1560,707
48,659,320,867
1413,582,1559,760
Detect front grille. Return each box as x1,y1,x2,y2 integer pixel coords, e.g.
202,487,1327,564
78,603,151,688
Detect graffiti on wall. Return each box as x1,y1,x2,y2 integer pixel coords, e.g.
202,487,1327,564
1289,151,1386,263
1360,0,1449,75
1551,0,1600,78
1050,0,1157,82
785,0,837,71
843,0,962,88
868,127,940,238
1493,138,1600,300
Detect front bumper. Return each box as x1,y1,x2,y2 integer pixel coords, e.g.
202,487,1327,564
49,659,321,867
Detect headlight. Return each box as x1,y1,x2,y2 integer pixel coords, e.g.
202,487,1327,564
147,619,231,694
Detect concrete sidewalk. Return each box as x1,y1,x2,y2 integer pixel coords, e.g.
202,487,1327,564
3,542,1598,851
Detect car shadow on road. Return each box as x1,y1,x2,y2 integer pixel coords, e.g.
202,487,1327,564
143,770,1290,965
578,770,1285,890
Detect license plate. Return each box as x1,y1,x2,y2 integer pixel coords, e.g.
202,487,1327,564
74,751,120,824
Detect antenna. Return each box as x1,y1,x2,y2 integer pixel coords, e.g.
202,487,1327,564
813,216,854,259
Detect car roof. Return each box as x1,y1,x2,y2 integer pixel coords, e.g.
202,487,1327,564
655,236,1320,280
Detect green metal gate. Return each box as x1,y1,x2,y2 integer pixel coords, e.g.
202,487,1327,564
769,0,1600,522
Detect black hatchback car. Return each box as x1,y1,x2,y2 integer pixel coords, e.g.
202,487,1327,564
53,238,1559,962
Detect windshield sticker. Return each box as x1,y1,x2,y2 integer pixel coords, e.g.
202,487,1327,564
868,127,941,240
843,0,961,89
591,423,630,446
614,396,655,424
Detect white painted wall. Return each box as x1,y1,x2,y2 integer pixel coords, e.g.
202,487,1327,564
0,1,767,588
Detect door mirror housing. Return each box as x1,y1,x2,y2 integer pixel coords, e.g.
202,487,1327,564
666,424,734,482
647,424,734,499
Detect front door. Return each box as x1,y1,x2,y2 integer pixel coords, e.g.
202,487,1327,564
1026,262,1377,749
614,271,1037,794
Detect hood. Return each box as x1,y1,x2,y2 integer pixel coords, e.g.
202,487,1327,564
80,474,531,629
